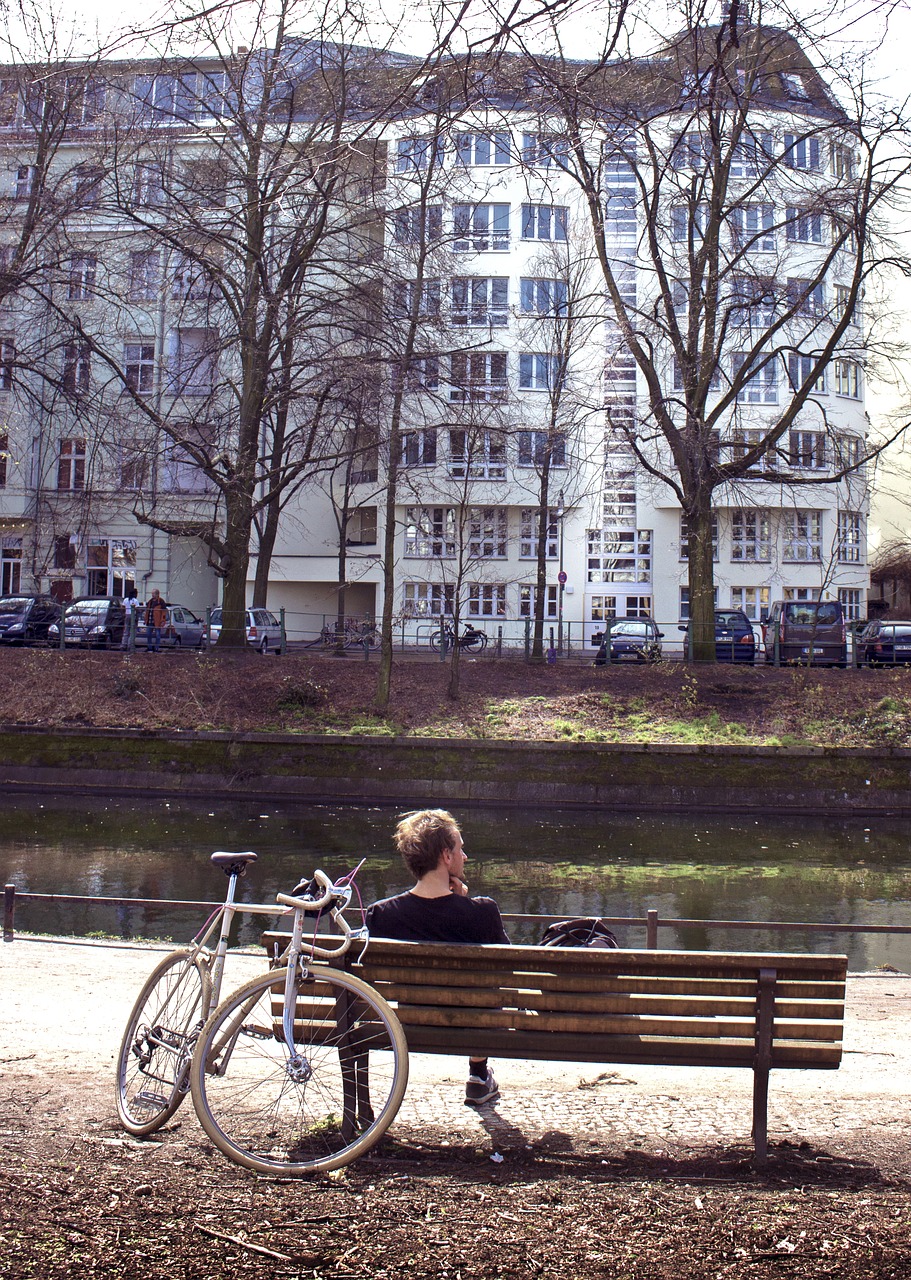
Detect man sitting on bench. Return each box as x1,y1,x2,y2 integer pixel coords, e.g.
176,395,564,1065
365,808,509,1106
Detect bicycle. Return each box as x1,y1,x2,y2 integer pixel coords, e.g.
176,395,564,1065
429,620,488,652
188,869,409,1175
115,850,280,1137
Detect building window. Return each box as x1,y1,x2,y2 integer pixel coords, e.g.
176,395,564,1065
172,328,218,395
521,133,569,168
124,342,155,394
129,251,161,302
786,208,825,243
730,132,773,178
0,338,14,391
679,586,718,621
449,352,507,402
679,513,718,560
406,355,439,391
132,161,165,207
838,587,863,621
786,278,825,317
72,163,103,208
448,429,506,479
521,204,568,242
784,510,823,562
730,586,769,621
835,283,860,325
67,254,96,300
467,582,506,617
784,586,821,602
451,277,508,326
587,528,651,583
519,352,561,391
54,535,77,569
160,443,214,493
671,132,712,169
400,427,437,467
787,354,827,394
784,134,822,170
733,352,778,404
468,507,508,558
456,132,510,166
833,359,862,398
15,166,35,200
402,581,455,616
119,444,149,491
520,584,558,618
453,203,510,252
85,538,136,597
57,437,86,490
591,594,618,621
396,135,445,173
729,202,775,252
520,508,558,559
731,509,772,562
624,595,652,618
835,433,862,469
393,205,442,245
671,204,709,242
172,254,211,300
520,277,567,316
725,428,775,469
837,511,863,563
404,506,455,558
517,430,566,468
392,278,441,318
345,507,377,546
789,429,827,469
62,343,90,395
1,536,21,593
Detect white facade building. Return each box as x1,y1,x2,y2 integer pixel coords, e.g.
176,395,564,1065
0,26,871,642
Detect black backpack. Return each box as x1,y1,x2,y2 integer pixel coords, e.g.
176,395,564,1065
539,917,619,949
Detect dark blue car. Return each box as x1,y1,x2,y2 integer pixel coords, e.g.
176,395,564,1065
679,609,756,663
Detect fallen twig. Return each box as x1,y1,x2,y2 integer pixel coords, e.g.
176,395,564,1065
194,1222,295,1262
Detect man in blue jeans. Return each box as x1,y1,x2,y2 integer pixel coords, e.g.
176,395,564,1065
144,589,168,652
365,808,509,1105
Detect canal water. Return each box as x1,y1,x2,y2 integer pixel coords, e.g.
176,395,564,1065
3,795,910,971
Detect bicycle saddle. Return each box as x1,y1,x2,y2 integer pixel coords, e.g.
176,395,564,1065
211,851,258,876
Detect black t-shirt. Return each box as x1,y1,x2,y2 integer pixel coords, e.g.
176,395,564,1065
365,891,509,945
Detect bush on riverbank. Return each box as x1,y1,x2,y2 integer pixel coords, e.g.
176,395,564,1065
3,648,911,747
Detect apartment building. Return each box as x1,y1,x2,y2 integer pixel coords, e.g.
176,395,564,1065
0,24,871,640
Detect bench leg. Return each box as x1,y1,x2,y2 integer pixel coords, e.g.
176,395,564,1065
751,967,776,1168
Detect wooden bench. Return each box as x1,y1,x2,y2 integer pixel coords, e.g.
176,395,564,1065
261,934,847,1165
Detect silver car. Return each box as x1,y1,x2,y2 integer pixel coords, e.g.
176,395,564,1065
134,604,206,649
205,607,283,653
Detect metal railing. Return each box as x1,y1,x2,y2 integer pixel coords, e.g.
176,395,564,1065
5,884,910,949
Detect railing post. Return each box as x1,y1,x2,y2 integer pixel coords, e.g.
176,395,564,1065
524,617,531,662
497,625,502,657
279,607,287,656
646,909,658,949
4,883,15,941
773,622,780,667
205,606,212,651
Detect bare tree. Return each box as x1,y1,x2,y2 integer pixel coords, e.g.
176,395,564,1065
503,0,909,658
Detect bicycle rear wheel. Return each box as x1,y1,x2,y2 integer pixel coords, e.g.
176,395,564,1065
189,965,408,1176
116,948,212,1136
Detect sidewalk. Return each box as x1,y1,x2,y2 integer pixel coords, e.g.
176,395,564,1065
2,935,910,1161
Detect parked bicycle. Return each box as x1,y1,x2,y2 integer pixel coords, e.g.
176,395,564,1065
429,620,488,652
116,858,408,1176
307,618,380,649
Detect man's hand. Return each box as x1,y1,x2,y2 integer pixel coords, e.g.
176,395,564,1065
449,875,468,896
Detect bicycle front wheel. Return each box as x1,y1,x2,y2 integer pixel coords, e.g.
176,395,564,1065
116,948,212,1136
190,965,408,1176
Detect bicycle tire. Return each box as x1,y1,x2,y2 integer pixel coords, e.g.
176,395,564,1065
463,632,487,652
428,630,444,652
189,964,409,1176
115,948,212,1137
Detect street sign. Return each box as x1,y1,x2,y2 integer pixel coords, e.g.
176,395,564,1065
558,571,567,585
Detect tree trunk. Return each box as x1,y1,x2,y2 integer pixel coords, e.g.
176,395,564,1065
531,461,552,660
334,528,348,658
373,392,403,712
686,491,716,664
216,487,253,648
252,504,279,608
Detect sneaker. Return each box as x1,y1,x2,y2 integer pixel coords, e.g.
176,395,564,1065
464,1068,499,1106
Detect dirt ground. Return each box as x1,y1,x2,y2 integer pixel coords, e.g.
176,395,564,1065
2,647,911,746
2,936,911,1279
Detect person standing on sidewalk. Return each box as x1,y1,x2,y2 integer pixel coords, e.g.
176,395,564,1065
144,589,168,653
120,588,139,651
365,808,508,1106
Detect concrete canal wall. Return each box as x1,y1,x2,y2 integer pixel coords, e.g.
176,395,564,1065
0,724,908,814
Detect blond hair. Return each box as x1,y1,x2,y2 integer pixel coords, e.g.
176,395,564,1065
394,809,460,879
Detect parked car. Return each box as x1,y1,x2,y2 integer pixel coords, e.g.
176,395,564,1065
0,594,61,644
134,604,206,649
594,618,664,664
762,600,847,667
47,597,126,648
858,619,911,667
204,607,283,653
678,609,757,663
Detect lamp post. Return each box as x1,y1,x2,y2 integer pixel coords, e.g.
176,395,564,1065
557,489,565,655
